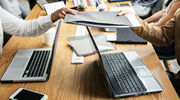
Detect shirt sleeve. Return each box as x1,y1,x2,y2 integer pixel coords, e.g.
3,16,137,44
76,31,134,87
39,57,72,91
131,12,176,47
0,6,56,37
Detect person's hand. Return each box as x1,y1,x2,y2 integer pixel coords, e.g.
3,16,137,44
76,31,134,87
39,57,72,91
51,7,76,22
117,10,135,16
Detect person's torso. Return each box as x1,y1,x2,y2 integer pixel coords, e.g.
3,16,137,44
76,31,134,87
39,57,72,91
161,0,179,19
8,0,21,15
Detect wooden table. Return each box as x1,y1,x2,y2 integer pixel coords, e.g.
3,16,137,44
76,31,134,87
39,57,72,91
0,1,179,100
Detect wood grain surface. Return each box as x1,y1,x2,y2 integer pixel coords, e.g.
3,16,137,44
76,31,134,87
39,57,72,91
0,1,179,100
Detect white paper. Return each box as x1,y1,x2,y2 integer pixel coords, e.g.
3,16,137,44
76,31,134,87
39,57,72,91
109,7,135,13
126,15,141,27
44,1,66,15
107,34,117,41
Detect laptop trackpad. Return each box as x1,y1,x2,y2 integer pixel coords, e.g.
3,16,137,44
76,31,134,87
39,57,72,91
10,58,28,68
135,67,150,77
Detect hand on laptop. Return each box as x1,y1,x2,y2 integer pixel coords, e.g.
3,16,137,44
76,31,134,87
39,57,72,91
51,7,76,22
117,10,135,16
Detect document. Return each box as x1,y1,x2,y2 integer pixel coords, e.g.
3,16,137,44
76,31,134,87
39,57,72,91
64,11,141,28
109,7,135,13
44,1,66,15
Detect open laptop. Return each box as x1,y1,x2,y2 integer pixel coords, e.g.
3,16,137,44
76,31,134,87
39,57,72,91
86,26,163,98
1,20,62,83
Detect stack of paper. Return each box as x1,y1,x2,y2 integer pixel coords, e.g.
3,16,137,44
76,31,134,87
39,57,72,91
44,1,66,15
64,11,140,28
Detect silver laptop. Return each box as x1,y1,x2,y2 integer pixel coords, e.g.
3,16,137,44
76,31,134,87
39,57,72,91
86,26,163,98
1,20,62,83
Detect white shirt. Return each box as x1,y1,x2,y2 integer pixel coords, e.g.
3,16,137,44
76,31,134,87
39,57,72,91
161,0,178,19
0,6,56,56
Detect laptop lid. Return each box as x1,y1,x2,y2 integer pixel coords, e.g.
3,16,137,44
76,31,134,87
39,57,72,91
46,20,61,80
1,20,62,82
86,26,113,97
116,28,147,44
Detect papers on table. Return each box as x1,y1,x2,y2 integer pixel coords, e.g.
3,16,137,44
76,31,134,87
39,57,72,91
44,1,66,15
109,7,136,13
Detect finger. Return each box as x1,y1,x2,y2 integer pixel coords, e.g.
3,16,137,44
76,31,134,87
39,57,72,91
67,8,76,15
117,12,124,16
61,11,66,15
59,14,65,19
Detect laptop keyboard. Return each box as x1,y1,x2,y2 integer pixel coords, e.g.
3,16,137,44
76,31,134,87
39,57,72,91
104,53,146,93
22,50,51,77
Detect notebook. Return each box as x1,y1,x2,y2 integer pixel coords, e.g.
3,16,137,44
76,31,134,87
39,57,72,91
86,26,163,98
1,20,62,83
116,28,147,44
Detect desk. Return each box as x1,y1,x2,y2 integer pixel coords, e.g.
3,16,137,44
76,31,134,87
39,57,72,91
0,1,179,100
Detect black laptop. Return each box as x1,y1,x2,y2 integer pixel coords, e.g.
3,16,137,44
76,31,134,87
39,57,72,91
86,26,163,98
116,28,147,44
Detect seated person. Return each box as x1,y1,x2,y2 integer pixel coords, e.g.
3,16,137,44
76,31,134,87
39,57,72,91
130,0,164,19
117,8,180,97
0,7,75,55
0,0,29,46
0,0,28,19
144,0,180,58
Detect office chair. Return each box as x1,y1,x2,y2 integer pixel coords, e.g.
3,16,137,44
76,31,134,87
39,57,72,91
158,55,180,98
158,55,176,71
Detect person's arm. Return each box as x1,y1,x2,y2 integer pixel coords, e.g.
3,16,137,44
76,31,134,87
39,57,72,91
154,0,180,26
132,14,174,47
0,7,75,37
144,10,163,23
117,9,175,47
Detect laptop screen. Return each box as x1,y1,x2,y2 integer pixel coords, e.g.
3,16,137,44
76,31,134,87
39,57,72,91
46,20,61,80
86,26,113,97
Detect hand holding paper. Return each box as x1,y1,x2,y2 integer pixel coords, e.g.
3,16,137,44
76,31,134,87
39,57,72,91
64,11,140,28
